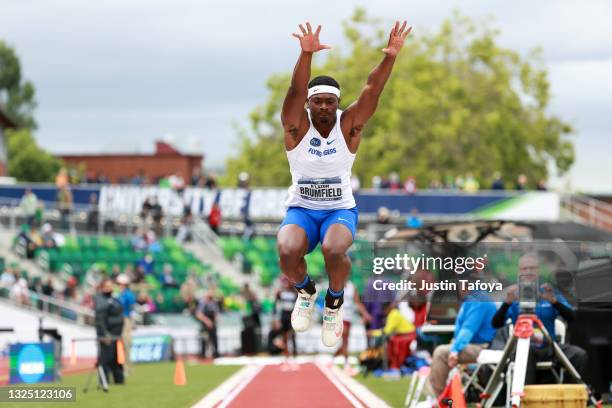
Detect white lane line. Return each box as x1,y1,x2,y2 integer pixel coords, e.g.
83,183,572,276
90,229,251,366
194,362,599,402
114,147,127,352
216,365,263,408
316,364,365,408
191,365,263,408
329,365,392,408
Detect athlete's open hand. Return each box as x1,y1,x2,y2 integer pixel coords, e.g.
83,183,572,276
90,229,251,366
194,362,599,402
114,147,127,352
382,20,412,57
292,22,331,53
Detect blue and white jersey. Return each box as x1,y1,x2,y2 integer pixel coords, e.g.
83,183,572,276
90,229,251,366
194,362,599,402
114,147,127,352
285,109,356,210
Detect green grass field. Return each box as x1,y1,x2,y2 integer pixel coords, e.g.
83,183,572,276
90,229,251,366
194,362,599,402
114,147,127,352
2,362,241,408
355,373,414,407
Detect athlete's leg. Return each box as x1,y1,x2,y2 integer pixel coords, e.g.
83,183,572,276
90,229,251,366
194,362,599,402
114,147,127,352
320,224,353,293
277,224,308,284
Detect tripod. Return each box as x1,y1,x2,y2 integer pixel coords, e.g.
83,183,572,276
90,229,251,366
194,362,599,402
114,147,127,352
83,340,110,393
479,314,600,408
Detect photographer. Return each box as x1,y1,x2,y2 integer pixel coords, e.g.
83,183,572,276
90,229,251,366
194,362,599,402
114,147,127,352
94,278,125,384
491,253,587,384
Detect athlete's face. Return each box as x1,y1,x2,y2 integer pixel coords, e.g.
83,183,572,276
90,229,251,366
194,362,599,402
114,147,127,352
308,93,339,125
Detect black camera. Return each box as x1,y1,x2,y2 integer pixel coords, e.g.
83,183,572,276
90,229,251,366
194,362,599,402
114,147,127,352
519,276,538,313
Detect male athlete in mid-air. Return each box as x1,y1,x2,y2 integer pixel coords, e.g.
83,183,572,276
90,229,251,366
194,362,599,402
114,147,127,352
277,20,411,346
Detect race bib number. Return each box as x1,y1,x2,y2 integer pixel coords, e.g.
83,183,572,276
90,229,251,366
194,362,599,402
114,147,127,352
297,177,343,201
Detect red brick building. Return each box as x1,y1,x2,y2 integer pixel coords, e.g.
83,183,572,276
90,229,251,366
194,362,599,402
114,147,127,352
59,141,203,184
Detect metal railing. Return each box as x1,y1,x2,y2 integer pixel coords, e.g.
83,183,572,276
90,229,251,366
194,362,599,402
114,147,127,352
560,194,612,232
0,290,95,326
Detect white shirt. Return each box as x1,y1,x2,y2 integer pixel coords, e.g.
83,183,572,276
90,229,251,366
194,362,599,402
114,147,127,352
285,110,356,210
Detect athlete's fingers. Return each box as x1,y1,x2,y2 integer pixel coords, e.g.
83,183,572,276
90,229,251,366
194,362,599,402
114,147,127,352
319,44,332,50
306,22,312,34
299,24,307,35
399,21,407,34
402,26,413,39
315,25,322,36
292,33,302,39
393,21,399,35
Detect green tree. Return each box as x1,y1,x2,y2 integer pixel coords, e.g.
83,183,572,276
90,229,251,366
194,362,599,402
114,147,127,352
222,10,574,188
0,41,37,129
7,129,61,182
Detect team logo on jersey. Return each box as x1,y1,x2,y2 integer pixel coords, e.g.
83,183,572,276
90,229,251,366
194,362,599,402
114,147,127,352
310,138,321,147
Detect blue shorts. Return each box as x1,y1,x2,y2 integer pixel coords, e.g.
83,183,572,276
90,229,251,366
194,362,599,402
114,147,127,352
280,207,358,254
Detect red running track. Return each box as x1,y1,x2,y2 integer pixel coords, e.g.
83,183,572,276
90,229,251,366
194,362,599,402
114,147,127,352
224,363,361,408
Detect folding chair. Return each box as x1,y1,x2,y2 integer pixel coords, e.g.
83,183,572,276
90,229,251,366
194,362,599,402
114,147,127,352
535,318,566,383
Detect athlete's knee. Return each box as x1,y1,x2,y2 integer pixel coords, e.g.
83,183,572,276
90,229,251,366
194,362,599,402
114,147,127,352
277,240,305,264
321,242,348,261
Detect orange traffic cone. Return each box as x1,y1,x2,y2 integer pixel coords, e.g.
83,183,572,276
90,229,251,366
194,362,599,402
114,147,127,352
116,340,126,365
174,358,187,386
70,340,77,366
438,371,467,408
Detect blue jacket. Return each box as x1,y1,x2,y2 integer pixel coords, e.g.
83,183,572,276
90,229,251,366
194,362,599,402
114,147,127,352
451,291,498,353
118,288,136,318
504,290,571,344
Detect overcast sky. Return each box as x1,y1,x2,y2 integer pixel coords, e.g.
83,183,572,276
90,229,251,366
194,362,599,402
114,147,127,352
1,0,611,192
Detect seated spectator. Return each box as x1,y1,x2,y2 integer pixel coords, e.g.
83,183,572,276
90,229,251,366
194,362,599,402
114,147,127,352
491,253,587,384
383,302,416,371
208,203,222,234
41,277,55,297
137,254,154,276
132,265,146,284
10,277,30,305
137,291,156,324
406,208,423,228
0,265,18,294
427,276,497,397
110,264,122,282
63,276,79,302
160,264,178,288
41,223,58,248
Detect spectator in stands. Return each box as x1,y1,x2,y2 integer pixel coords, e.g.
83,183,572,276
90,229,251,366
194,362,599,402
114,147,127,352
94,278,124,384
140,197,153,221
536,179,548,191
10,276,30,305
388,172,401,190
63,276,79,302
136,291,156,325
137,254,154,277
516,174,528,190
204,173,217,189
382,302,416,372
427,275,497,397
406,208,423,228
110,264,122,282
208,202,221,234
132,265,145,284
86,193,99,232
117,274,135,373
463,173,480,193
404,176,417,194
238,172,250,189
19,188,39,227
160,264,178,288
55,167,69,188
196,290,220,358
176,201,194,243
56,185,73,230
191,166,203,186
491,253,587,384
372,175,382,190
41,223,58,248
169,172,185,192
41,276,55,298
96,172,109,184
14,224,36,258
0,264,17,295
491,172,505,190
149,197,164,236
131,169,146,185
376,206,391,224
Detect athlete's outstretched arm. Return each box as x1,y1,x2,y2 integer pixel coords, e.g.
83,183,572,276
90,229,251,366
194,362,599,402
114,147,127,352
343,21,411,142
281,22,331,149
